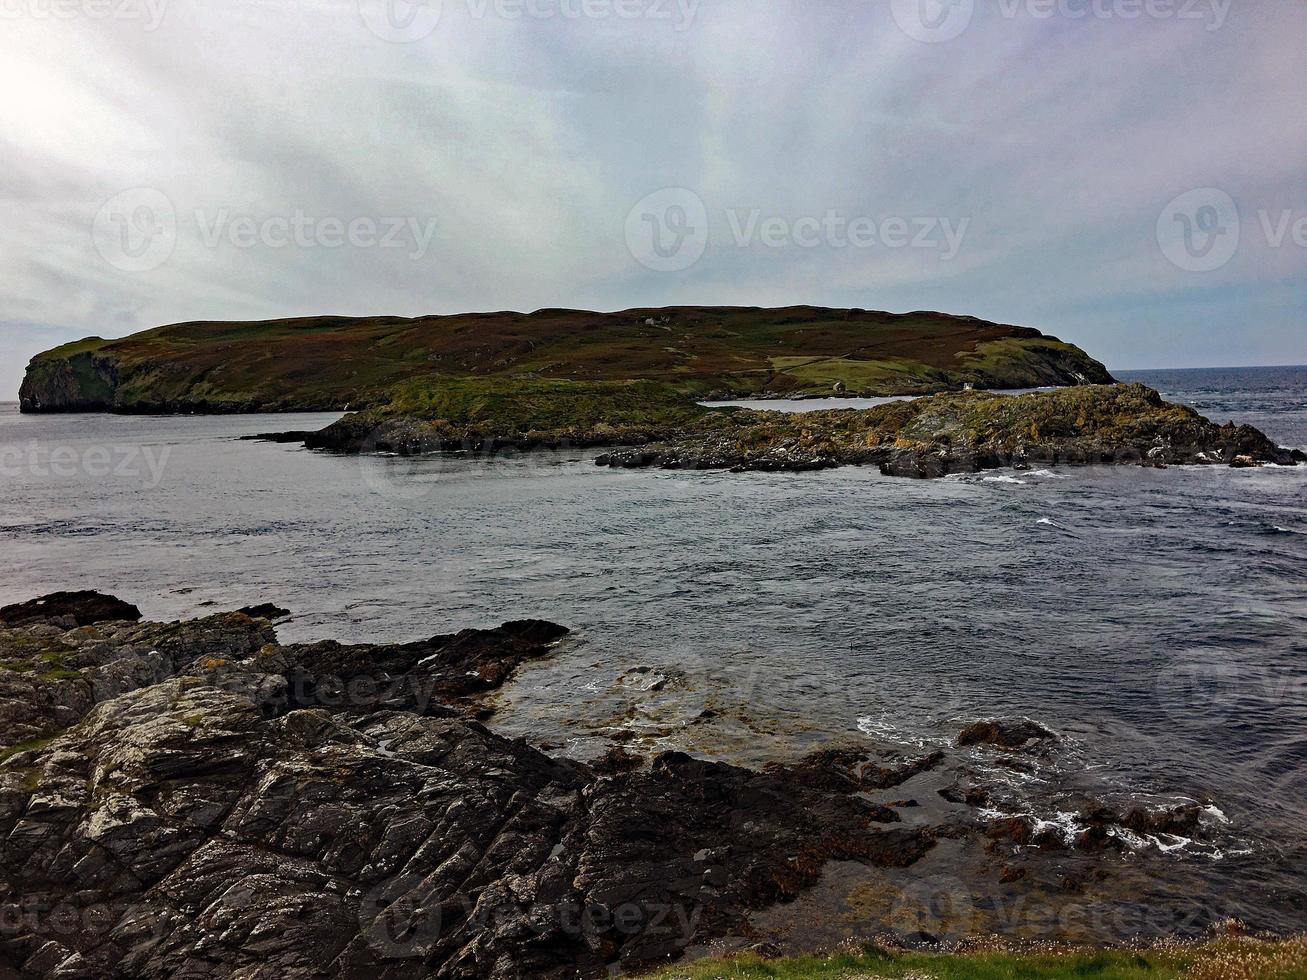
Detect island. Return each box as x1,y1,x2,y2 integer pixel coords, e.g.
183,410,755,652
19,306,1303,476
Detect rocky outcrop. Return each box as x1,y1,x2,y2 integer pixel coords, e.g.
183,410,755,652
298,413,675,457
0,592,141,629
596,384,1305,477
0,596,941,979
957,719,1058,750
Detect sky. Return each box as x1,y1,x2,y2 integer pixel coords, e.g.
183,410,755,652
2,0,1304,397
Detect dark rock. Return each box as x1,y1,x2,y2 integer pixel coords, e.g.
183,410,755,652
987,816,1035,845
238,430,320,444
1120,804,1203,837
592,746,644,775
1033,827,1069,851
0,601,940,978
861,751,947,789
0,591,141,628
957,719,1057,750
235,602,291,620
938,782,991,807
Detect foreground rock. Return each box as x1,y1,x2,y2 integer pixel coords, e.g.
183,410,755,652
0,595,941,978
0,595,1243,976
596,384,1304,477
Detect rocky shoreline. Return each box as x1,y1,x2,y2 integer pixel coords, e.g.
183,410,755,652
0,592,1254,977
595,384,1305,477
253,382,1304,480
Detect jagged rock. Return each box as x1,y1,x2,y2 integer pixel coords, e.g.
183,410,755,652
0,601,940,978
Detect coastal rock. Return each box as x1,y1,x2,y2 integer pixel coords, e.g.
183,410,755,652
0,599,943,978
235,602,292,621
0,591,141,629
957,719,1057,750
596,385,1302,478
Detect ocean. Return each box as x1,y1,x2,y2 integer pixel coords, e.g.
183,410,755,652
1,365,1304,937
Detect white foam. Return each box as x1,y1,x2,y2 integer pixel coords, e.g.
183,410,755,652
1036,516,1076,533
1032,810,1082,845
982,474,1027,485
856,714,930,748
1027,469,1066,479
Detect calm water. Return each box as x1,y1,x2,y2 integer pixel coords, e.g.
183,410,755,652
1,366,1305,935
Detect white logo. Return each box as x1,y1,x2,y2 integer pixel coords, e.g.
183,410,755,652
92,188,177,273
359,0,441,42
1157,187,1240,272
891,0,975,42
624,188,709,273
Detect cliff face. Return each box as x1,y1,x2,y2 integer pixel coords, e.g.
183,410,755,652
18,307,1115,415
18,345,119,413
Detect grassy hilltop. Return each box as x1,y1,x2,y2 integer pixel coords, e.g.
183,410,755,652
18,306,1113,416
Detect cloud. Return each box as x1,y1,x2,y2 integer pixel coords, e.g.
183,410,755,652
1,0,1303,398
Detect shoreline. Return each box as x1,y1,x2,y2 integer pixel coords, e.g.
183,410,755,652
1,592,1289,977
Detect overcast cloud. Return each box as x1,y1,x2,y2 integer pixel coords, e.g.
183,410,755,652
1,0,1304,397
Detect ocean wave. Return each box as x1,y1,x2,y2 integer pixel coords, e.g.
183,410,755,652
856,713,934,749
982,474,1027,485
978,802,1241,860
1026,469,1066,479
1035,516,1077,534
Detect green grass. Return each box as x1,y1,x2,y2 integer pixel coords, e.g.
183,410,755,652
0,648,81,680
643,938,1307,980
32,336,112,361
378,377,707,430
0,733,61,764
768,356,943,392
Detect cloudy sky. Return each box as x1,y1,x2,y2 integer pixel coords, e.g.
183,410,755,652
2,0,1303,396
